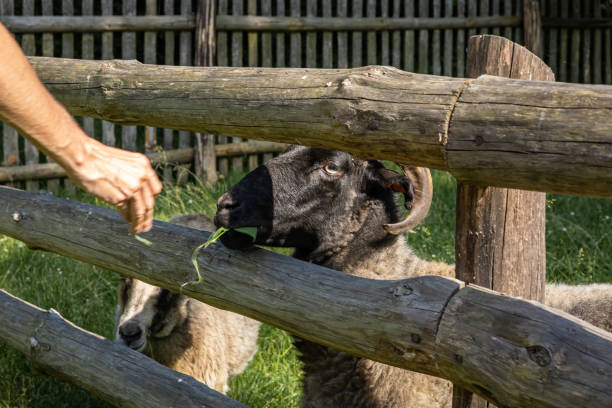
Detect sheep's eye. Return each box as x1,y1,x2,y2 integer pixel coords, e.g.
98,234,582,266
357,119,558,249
324,163,340,175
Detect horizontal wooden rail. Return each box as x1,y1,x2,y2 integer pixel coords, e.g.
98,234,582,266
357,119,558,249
2,15,609,34
0,142,286,183
27,57,612,198
0,187,610,408
0,290,245,408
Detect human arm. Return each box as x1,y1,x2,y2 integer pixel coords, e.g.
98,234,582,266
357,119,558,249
0,23,162,234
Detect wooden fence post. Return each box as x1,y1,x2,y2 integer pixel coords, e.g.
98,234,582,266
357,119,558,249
523,0,543,57
452,35,554,408
194,0,218,184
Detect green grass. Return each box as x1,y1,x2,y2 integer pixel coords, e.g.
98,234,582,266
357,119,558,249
1,170,610,407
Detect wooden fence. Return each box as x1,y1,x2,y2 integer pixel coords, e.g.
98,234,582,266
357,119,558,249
1,0,611,191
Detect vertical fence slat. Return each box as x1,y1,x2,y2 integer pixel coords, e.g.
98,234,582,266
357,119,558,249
404,0,415,72
606,4,612,84
306,0,317,68
247,0,259,170
570,0,581,83
22,0,38,191
275,0,286,67
467,0,476,40
232,0,244,173
262,0,272,67
491,0,501,36
177,0,193,182
352,0,363,67
367,0,377,65
418,0,429,73
1,0,19,172
82,0,95,142
432,0,441,75
443,0,453,76
456,0,464,77
337,0,348,68
559,0,569,82
593,0,602,84
515,0,523,44
122,0,137,152
582,1,592,84
41,0,58,193
479,0,489,35
503,0,512,39
322,0,333,68
380,0,390,66
62,0,76,192
248,0,258,68
163,0,176,182
391,0,401,68
290,0,301,67
547,0,559,77
216,0,229,175
144,0,158,153
101,0,116,150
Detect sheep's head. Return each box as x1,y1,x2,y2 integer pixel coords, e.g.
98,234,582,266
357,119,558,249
214,146,432,257
114,277,189,353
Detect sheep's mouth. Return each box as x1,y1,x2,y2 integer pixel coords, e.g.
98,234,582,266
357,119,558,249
219,226,262,250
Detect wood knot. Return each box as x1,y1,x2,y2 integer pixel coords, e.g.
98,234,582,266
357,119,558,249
526,345,552,367
475,135,484,146
410,333,421,344
12,211,24,222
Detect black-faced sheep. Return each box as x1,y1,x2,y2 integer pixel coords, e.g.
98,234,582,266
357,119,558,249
213,145,611,408
115,214,260,394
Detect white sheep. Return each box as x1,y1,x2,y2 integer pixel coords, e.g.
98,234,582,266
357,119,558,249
214,146,611,407
115,214,260,394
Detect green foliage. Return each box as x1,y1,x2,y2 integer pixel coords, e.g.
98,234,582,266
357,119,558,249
0,169,610,407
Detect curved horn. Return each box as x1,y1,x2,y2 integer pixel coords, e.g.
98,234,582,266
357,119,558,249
383,165,433,235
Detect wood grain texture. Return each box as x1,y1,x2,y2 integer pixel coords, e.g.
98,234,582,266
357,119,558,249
523,0,542,57
0,290,245,408
27,56,612,198
0,187,610,408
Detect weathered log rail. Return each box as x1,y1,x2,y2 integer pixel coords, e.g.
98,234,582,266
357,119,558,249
0,186,610,408
0,141,286,183
1,15,610,33
0,290,245,408
26,57,612,198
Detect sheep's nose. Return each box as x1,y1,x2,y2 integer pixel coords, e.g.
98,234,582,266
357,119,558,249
217,193,240,211
119,321,143,342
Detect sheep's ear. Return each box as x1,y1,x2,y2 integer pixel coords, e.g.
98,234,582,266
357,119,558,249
382,165,433,235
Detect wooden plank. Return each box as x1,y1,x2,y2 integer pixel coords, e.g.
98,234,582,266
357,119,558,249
162,0,175,182
290,0,301,67
582,0,592,83
491,0,500,36
22,0,38,191
380,0,389,66
547,0,559,77
144,0,158,153
593,0,602,84
570,0,581,83
432,0,441,75
322,0,333,68
306,0,317,68
367,0,377,65
337,0,348,68
503,0,512,39
467,0,476,41
452,34,553,408
232,0,244,173
479,0,489,35
1,0,19,173
82,0,95,142
523,0,543,57
391,0,401,68
41,0,59,193
248,0,258,68
456,0,465,76
559,0,569,82
352,0,363,67
122,0,137,152
1,188,611,408
101,0,115,150
262,0,272,67
404,0,415,72
217,0,229,176
275,0,286,67
178,0,193,183
443,0,453,76
247,0,259,171
418,0,429,73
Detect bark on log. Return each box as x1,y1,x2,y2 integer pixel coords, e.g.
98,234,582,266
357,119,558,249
0,142,286,183
26,57,612,198
453,34,552,408
0,187,610,408
0,289,245,408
